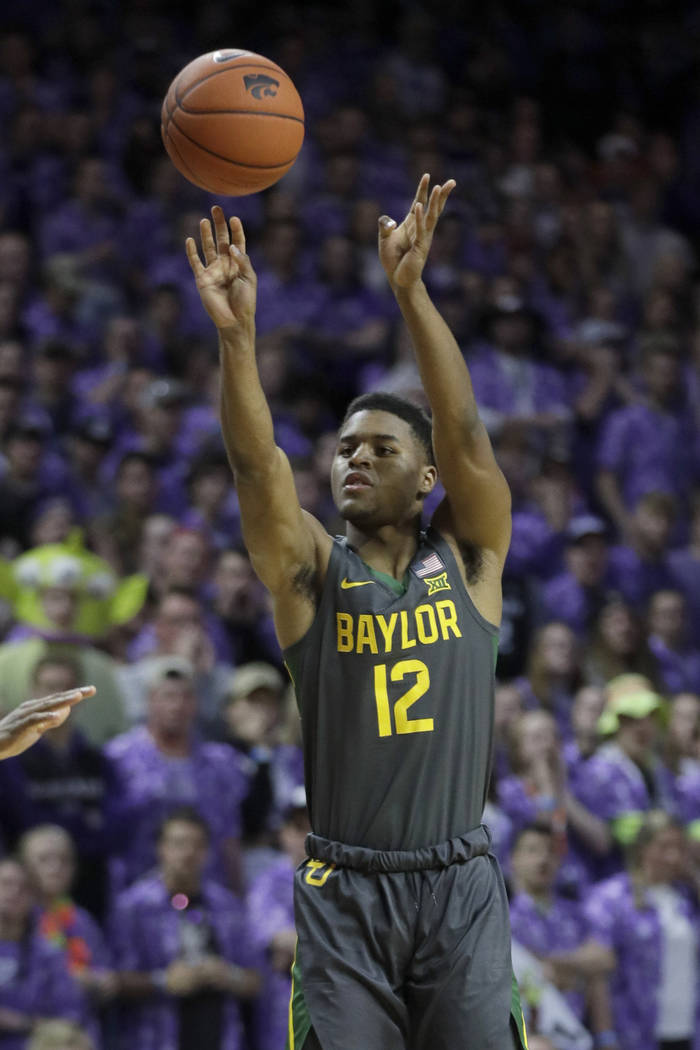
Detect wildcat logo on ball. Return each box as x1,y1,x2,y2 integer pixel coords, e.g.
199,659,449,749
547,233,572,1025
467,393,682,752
243,73,279,99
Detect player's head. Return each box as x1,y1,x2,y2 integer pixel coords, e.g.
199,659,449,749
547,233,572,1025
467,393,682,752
331,392,437,528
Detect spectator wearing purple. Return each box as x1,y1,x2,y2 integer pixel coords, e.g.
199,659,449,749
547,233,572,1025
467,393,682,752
118,590,233,733
59,415,115,525
110,808,260,1050
538,515,613,638
647,589,700,696
19,826,116,1047
509,825,614,1025
669,495,700,639
498,710,610,896
222,663,302,882
596,335,699,534
177,448,241,553
607,492,677,606
127,529,232,664
105,659,248,895
468,294,573,451
515,621,582,740
89,451,159,576
584,811,700,1050
583,594,662,690
209,549,281,669
576,675,669,853
247,787,310,1050
660,693,700,831
39,157,123,286
0,858,85,1050
0,416,68,552
0,655,123,919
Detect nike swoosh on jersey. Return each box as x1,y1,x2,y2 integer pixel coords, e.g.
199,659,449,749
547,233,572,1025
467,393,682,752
340,578,375,589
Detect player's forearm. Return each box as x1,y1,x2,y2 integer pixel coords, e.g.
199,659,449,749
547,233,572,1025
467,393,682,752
219,325,278,478
393,281,480,435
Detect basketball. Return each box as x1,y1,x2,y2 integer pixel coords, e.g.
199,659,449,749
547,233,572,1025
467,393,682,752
161,49,305,197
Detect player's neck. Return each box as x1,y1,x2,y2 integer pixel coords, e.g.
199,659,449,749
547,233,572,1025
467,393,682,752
345,520,422,581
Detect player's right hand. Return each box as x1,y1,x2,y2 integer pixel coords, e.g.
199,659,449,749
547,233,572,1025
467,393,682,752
186,206,258,332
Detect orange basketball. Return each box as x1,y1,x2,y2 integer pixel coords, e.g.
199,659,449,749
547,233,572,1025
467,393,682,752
161,49,304,196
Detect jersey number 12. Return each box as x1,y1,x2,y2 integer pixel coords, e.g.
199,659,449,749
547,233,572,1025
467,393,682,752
374,659,434,737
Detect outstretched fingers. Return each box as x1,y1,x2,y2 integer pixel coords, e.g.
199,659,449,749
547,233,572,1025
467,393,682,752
229,215,246,255
424,180,457,232
410,173,431,215
200,218,217,265
185,237,205,277
211,205,230,253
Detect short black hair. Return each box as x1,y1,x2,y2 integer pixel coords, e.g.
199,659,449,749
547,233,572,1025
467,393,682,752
341,392,434,464
157,806,211,843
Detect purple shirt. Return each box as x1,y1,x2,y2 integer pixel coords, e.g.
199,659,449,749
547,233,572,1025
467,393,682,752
607,545,675,607
584,873,700,1050
104,728,248,892
509,890,589,1018
648,635,700,696
0,933,84,1050
246,856,295,1050
110,873,257,1050
538,571,609,637
468,346,572,432
668,547,700,639
597,402,699,509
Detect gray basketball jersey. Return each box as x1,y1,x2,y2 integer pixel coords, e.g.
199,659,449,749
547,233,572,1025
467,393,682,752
284,526,499,851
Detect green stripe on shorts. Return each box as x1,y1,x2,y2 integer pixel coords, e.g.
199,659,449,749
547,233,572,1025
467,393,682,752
286,947,312,1050
511,970,528,1049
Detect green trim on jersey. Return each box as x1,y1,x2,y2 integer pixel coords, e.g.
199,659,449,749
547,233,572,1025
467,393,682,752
286,948,312,1050
362,561,410,596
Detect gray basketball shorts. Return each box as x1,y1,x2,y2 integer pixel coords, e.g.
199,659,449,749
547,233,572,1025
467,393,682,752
287,825,527,1050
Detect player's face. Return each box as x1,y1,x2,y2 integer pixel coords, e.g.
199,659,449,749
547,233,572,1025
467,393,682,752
331,410,435,528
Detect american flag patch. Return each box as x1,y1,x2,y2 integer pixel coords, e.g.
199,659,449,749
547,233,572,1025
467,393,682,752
413,552,445,578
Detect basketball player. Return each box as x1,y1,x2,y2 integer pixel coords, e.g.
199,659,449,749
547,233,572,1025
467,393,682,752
0,685,95,759
186,174,526,1049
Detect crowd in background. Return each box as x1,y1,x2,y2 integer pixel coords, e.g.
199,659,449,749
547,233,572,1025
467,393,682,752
0,1,700,1048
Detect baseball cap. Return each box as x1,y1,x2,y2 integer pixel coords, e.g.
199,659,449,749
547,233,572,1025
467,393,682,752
566,514,607,545
597,674,664,735
145,655,195,690
227,662,285,702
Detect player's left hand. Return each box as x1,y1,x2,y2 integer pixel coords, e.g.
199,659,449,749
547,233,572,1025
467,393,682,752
0,686,96,760
378,173,456,289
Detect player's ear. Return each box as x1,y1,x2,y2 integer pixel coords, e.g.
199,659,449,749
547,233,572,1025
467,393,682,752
417,464,438,500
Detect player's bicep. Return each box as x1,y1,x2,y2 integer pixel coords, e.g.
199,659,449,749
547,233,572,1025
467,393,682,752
235,447,324,593
432,419,512,562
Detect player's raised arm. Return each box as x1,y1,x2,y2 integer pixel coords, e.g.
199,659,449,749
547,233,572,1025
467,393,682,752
186,208,329,643
378,176,512,591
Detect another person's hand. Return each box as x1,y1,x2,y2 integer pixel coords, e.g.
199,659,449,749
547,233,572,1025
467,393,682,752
270,928,297,972
378,173,456,289
0,686,96,760
186,206,257,332
164,961,203,996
